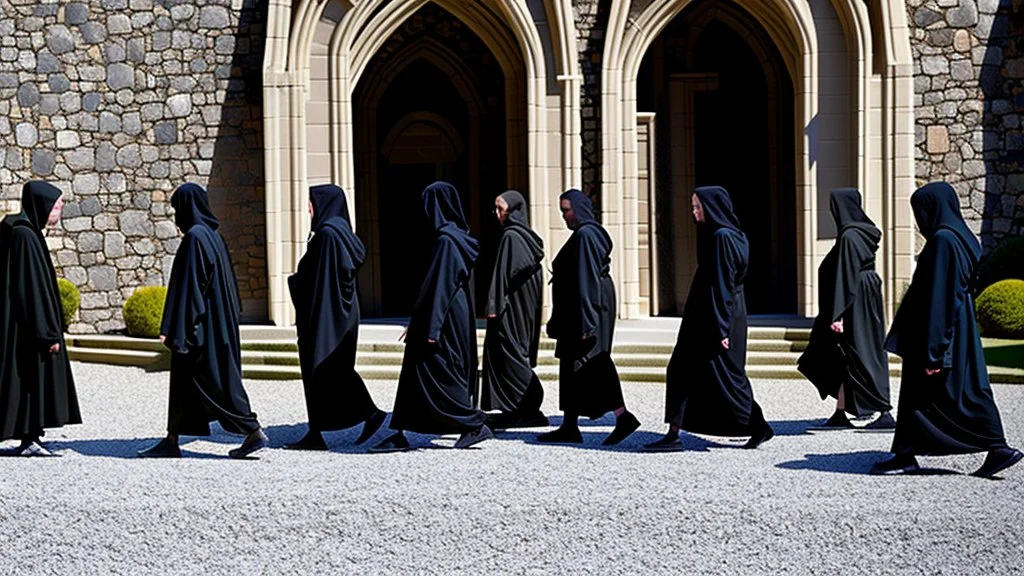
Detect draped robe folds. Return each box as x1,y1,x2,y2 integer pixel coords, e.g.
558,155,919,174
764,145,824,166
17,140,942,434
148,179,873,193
885,229,1006,456
798,227,891,416
0,182,81,441
481,226,544,412
665,227,766,436
161,185,260,437
288,197,376,431
390,182,485,434
547,224,623,419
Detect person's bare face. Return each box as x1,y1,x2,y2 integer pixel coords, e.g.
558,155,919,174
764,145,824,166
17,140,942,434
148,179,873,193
494,196,509,225
560,198,576,229
309,200,314,218
691,194,704,224
47,197,64,227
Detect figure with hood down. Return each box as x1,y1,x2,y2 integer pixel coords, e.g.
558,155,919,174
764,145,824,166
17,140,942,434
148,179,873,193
872,182,1022,477
285,184,386,450
538,189,640,446
0,181,81,456
371,182,493,452
481,190,548,430
798,188,894,430
138,183,268,459
645,186,774,451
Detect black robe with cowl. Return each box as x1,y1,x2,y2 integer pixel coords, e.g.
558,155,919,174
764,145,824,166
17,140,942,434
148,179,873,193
664,186,767,436
482,190,545,413
160,183,260,437
289,184,378,431
547,189,623,419
884,182,1006,456
0,182,81,441
390,182,486,434
798,188,891,416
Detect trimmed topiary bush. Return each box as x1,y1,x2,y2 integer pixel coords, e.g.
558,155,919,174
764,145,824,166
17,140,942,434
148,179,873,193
56,278,79,329
123,286,168,338
977,236,1024,291
976,279,1024,338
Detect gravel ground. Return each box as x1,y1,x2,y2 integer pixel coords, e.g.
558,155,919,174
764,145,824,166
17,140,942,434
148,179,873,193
1,363,1022,575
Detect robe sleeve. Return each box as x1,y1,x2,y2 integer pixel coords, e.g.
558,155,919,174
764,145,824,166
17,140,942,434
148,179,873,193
910,232,964,368
485,233,514,318
413,235,465,342
709,231,739,341
576,229,604,338
160,232,210,354
300,230,355,368
831,232,870,322
8,227,63,348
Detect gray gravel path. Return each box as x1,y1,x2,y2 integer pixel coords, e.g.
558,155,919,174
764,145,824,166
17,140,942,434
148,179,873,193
1,363,1022,575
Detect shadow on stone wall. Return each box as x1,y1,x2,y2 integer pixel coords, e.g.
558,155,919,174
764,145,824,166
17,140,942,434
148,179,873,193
204,0,268,322
980,1,1024,253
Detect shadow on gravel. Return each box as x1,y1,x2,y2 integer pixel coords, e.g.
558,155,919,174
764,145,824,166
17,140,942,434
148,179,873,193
776,451,962,476
767,419,823,436
46,438,226,459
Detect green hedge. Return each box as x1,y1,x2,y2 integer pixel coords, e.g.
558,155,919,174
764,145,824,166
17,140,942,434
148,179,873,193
56,278,79,328
976,279,1024,338
977,236,1024,291
123,286,168,338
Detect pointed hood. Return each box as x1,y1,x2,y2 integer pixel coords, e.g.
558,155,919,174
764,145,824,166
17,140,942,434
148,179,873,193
559,188,597,229
911,181,980,263
309,184,365,267
171,183,220,232
499,189,543,263
694,186,742,232
830,188,881,244
423,181,479,265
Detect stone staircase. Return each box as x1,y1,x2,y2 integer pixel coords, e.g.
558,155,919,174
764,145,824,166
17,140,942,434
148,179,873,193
65,319,928,383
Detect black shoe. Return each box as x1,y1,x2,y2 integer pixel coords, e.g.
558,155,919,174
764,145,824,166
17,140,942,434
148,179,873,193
870,454,920,475
863,411,897,431
643,433,683,452
537,426,583,444
455,425,494,449
284,430,327,451
971,447,1024,479
603,411,641,446
743,424,775,449
355,410,387,445
229,429,269,459
484,412,514,431
514,412,550,429
821,410,854,429
369,432,412,453
137,438,181,459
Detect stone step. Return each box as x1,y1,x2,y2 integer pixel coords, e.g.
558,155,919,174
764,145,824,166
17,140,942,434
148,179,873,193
67,346,167,368
67,334,167,353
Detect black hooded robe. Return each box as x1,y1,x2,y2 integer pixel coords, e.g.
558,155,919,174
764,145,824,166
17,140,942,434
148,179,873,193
664,186,768,436
289,184,377,431
798,189,891,416
161,183,260,437
0,182,81,442
548,189,624,419
884,182,1007,456
482,190,545,415
389,182,486,434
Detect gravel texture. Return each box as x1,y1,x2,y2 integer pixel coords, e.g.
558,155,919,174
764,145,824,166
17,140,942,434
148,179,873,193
1,363,1022,575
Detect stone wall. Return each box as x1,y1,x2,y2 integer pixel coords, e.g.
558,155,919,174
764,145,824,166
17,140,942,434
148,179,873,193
908,0,1024,252
573,0,610,216
0,0,267,333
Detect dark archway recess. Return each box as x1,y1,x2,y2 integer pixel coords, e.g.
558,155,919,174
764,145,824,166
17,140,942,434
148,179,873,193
638,0,797,316
353,3,523,318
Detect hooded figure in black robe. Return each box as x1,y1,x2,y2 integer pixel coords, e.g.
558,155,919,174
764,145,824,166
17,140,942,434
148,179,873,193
538,189,640,446
646,186,774,452
798,189,894,429
872,182,1022,477
0,182,81,457
371,182,492,452
481,190,547,430
285,185,386,450
138,183,268,459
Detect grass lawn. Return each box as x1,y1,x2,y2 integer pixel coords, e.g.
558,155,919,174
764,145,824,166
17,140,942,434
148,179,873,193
982,338,1024,371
